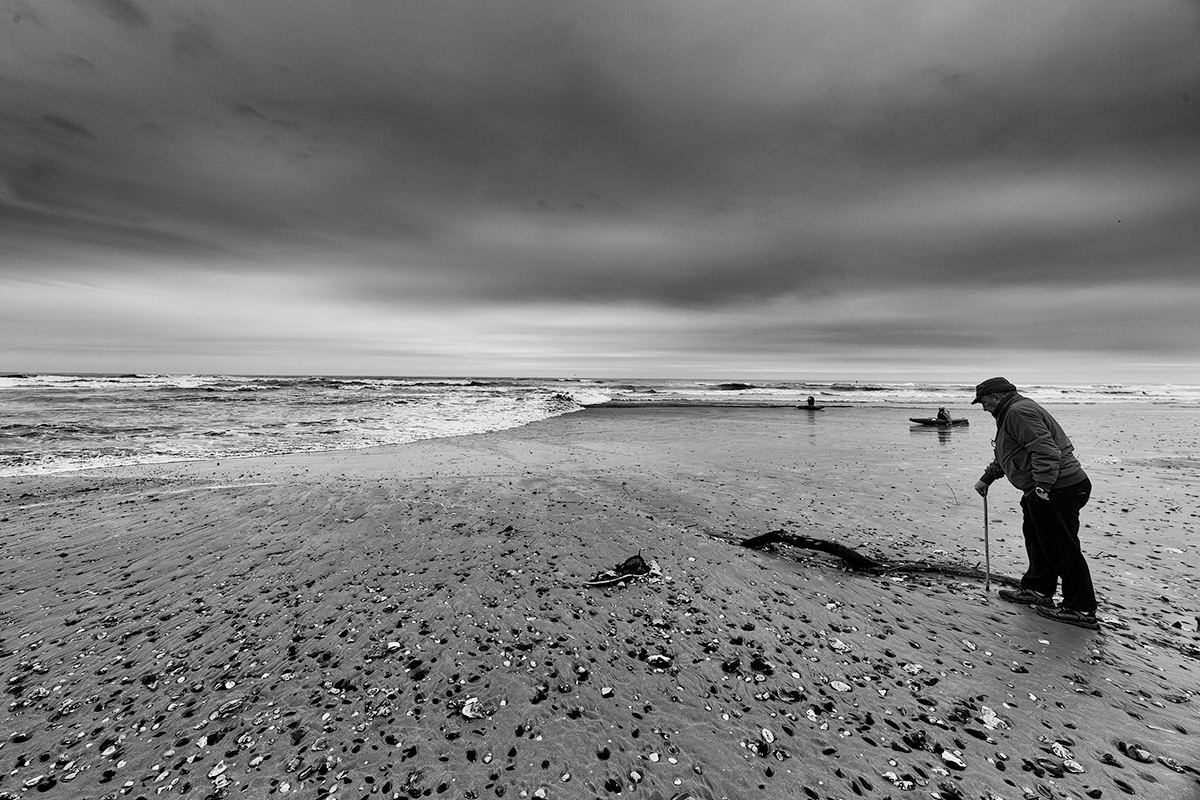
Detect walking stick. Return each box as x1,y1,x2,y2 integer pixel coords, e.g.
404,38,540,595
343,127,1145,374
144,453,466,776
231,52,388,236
983,492,992,594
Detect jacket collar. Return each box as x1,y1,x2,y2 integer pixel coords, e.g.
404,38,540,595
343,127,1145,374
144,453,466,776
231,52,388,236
992,391,1022,424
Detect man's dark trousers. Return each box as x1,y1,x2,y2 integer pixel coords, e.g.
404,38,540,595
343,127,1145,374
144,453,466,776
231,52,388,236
1018,477,1096,614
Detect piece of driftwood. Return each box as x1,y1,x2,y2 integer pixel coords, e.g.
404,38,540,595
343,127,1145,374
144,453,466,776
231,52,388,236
740,529,1019,587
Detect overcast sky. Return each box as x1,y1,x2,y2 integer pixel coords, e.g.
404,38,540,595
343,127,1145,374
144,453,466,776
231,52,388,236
2,1,1198,382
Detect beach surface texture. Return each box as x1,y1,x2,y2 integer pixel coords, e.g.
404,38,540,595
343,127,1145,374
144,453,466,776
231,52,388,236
3,405,1197,800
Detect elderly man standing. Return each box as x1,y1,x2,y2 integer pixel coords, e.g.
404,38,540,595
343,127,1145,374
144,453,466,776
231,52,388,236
972,377,1099,630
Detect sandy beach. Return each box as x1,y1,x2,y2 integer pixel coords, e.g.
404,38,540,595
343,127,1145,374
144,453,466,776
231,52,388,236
2,405,1197,800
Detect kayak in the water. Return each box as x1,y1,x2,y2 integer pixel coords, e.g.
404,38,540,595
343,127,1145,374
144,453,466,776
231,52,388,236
909,417,969,427
798,405,826,411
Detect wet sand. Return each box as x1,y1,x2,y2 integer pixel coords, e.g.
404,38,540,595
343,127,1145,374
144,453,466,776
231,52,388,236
2,405,1197,799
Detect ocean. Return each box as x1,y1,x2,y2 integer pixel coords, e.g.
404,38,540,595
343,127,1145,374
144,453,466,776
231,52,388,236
2,373,1196,477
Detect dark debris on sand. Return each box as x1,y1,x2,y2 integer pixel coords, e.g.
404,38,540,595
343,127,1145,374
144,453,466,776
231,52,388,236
741,529,1020,587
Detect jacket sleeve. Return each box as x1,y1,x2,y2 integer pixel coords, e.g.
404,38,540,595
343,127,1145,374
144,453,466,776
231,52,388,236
1008,405,1061,487
980,460,1004,484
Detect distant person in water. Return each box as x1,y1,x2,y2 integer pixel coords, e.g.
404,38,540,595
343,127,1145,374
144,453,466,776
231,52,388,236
806,396,816,407
972,377,1099,629
936,406,952,423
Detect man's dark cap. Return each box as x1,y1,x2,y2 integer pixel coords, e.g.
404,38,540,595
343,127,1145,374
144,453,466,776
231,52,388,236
971,377,1017,404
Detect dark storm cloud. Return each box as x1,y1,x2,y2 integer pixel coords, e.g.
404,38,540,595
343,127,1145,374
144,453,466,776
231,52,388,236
7,1,1198,287
88,0,150,31
3,0,1199,377
0,138,291,262
0,198,233,257
40,114,96,138
169,16,221,61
